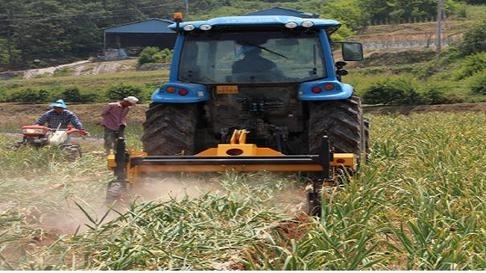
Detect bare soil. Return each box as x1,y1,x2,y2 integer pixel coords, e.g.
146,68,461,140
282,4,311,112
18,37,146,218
0,102,148,128
2,101,486,129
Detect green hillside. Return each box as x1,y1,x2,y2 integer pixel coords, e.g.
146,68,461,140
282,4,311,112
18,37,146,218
0,2,485,105
1,0,484,69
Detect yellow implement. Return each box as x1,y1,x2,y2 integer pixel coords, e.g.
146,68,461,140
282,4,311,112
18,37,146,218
107,129,357,216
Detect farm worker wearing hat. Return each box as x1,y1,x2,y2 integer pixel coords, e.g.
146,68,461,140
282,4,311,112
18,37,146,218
100,96,139,155
35,99,84,130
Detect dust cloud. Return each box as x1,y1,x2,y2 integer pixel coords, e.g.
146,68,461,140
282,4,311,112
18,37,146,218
23,172,308,237
38,174,223,235
129,174,223,202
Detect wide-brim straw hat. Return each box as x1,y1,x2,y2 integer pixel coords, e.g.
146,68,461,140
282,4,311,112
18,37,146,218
49,99,67,109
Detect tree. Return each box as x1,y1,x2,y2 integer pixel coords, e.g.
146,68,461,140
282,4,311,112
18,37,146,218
7,0,71,65
356,0,459,25
0,0,26,68
319,0,367,32
59,2,105,57
457,20,486,56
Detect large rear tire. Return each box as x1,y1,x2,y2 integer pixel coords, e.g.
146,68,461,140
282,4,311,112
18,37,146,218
142,103,198,155
308,95,367,166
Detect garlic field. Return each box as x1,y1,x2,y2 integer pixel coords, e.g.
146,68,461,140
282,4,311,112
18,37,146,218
0,111,485,270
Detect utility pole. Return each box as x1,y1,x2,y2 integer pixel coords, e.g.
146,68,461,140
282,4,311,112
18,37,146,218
436,0,445,55
184,0,189,15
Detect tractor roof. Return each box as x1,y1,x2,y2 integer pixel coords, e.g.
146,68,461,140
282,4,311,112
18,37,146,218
169,15,341,34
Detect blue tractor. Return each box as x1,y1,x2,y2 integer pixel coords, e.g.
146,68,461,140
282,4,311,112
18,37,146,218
142,13,367,162
106,13,368,216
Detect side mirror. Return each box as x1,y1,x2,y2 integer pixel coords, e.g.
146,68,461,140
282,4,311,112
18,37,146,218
341,42,363,61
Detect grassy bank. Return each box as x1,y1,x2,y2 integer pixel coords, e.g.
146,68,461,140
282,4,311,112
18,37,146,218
0,68,169,103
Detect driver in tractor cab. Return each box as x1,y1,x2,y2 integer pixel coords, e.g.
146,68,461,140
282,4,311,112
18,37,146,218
232,45,285,81
232,45,277,74
35,99,84,130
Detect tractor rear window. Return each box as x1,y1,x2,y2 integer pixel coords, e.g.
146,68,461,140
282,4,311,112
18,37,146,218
178,30,327,84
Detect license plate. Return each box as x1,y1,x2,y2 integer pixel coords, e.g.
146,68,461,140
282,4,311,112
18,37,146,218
216,85,239,94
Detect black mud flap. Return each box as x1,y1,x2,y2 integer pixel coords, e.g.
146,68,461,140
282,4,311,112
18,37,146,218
306,136,335,217
105,137,129,204
307,180,323,217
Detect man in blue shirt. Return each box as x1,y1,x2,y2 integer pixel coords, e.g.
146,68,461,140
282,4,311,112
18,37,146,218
36,99,84,130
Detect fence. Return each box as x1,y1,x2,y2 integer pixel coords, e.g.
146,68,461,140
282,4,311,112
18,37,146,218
360,32,463,50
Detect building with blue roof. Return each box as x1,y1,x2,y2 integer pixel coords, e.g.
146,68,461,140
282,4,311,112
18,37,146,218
103,18,176,57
